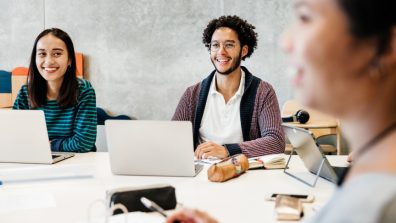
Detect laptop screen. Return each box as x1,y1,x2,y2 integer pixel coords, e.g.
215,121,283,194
282,124,339,183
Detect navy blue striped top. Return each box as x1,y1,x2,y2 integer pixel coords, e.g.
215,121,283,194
13,79,97,152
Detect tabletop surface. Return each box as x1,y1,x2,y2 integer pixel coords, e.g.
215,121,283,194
0,153,349,223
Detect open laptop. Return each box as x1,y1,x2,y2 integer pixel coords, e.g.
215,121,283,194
0,110,74,164
105,120,203,177
282,124,348,184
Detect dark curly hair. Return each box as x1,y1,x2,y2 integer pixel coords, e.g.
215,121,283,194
202,15,258,60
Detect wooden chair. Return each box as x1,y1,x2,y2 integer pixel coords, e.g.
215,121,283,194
282,100,341,154
0,70,12,108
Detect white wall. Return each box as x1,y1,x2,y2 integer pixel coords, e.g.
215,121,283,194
0,0,294,119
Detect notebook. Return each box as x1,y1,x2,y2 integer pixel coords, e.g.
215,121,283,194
282,124,348,184
248,154,286,169
0,110,74,164
105,120,203,177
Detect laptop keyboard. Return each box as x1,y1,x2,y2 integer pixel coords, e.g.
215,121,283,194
51,153,75,160
52,154,61,159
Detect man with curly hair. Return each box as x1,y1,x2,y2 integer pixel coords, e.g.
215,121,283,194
172,15,285,159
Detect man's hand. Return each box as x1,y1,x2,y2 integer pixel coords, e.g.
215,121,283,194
195,141,229,159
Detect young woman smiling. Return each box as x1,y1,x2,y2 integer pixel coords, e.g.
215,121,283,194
13,28,97,153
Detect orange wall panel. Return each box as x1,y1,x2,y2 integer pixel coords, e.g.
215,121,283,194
75,52,84,79
0,93,12,108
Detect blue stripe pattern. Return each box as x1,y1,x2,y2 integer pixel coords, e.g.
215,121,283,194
13,79,97,152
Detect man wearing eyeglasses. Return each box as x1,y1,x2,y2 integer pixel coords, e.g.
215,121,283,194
172,15,285,159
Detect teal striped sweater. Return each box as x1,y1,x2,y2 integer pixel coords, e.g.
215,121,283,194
13,79,97,152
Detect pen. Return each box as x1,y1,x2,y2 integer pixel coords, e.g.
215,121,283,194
140,197,167,217
140,197,180,223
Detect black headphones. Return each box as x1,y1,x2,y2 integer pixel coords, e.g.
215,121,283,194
282,109,310,124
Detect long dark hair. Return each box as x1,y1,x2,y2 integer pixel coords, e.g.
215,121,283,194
337,0,396,56
28,28,78,108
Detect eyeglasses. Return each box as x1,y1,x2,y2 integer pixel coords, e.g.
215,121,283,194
210,41,237,52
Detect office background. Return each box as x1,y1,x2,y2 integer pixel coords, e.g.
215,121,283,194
0,0,293,119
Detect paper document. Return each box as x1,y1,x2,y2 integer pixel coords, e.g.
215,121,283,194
248,154,286,169
0,164,94,184
0,190,56,214
78,211,164,223
195,157,222,165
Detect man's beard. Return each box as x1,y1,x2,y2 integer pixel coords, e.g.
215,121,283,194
211,50,242,75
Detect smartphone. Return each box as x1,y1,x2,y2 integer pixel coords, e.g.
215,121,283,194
265,193,314,203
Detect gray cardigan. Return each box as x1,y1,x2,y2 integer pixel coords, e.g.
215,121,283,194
172,66,285,158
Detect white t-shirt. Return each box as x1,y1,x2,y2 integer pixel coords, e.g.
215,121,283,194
199,71,245,145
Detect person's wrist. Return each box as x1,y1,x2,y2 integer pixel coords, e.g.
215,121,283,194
222,145,230,157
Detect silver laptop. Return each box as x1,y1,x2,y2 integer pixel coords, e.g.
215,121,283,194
105,120,203,177
282,124,347,184
0,110,74,164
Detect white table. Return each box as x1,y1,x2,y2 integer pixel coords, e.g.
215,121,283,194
0,153,349,223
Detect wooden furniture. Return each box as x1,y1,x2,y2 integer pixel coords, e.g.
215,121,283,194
282,100,342,155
